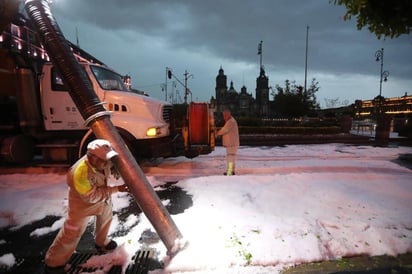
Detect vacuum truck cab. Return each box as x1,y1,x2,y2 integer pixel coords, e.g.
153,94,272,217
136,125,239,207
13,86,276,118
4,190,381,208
0,14,215,165
42,62,170,139
41,62,178,157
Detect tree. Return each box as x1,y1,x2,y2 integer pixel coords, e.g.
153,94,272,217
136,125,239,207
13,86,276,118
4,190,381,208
272,78,320,118
303,78,321,115
324,98,350,108
332,0,412,39
324,98,341,109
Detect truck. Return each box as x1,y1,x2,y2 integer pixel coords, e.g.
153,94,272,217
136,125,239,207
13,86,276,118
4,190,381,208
0,13,215,165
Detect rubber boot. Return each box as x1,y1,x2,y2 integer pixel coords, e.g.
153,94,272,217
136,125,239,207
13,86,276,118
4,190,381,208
226,162,234,176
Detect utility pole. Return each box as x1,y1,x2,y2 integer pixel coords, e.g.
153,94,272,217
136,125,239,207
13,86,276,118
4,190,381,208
184,70,194,104
167,68,193,104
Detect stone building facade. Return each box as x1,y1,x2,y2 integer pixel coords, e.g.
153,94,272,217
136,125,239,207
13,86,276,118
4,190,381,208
210,66,270,117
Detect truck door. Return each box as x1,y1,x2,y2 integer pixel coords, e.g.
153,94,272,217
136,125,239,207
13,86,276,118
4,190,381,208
41,66,86,130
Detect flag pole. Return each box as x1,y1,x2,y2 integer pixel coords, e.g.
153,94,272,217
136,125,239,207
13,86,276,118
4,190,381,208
304,25,309,93
258,40,263,68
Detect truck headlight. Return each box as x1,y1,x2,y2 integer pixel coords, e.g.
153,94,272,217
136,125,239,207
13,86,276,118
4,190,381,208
146,127,160,137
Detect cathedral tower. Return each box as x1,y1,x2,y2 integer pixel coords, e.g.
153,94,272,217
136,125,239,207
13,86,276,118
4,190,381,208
215,66,227,103
255,66,269,116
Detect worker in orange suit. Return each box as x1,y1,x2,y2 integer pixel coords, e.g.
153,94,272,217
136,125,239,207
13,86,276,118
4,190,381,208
44,139,128,273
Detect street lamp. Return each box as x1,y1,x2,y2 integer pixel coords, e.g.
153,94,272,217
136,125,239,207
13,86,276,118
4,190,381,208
374,48,391,141
375,48,390,99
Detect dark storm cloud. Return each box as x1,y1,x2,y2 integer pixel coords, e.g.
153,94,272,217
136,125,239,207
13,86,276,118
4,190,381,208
51,0,411,104
53,0,410,77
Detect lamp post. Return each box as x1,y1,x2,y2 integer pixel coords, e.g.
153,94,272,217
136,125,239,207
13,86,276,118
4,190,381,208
374,48,391,142
375,48,390,99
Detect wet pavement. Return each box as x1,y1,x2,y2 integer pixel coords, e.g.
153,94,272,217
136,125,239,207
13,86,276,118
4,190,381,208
281,252,412,274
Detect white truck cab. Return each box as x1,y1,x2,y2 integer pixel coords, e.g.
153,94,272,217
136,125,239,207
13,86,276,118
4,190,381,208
41,63,171,140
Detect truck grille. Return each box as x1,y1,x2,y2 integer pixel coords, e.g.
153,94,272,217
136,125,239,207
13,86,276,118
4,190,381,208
162,105,173,123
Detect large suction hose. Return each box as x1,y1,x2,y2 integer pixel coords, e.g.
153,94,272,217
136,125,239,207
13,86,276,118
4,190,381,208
24,0,184,254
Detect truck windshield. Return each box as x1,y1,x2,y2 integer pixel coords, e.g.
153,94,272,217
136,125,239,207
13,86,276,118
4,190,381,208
90,65,129,91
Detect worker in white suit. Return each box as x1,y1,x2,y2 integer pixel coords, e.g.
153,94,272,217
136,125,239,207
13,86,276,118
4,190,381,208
216,109,240,175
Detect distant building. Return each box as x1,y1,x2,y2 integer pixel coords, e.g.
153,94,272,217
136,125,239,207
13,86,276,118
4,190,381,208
210,66,270,117
354,94,412,119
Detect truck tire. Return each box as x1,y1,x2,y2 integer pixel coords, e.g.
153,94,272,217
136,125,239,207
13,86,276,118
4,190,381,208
0,135,34,164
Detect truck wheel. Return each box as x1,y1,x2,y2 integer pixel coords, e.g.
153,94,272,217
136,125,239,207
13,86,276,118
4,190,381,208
0,135,34,164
